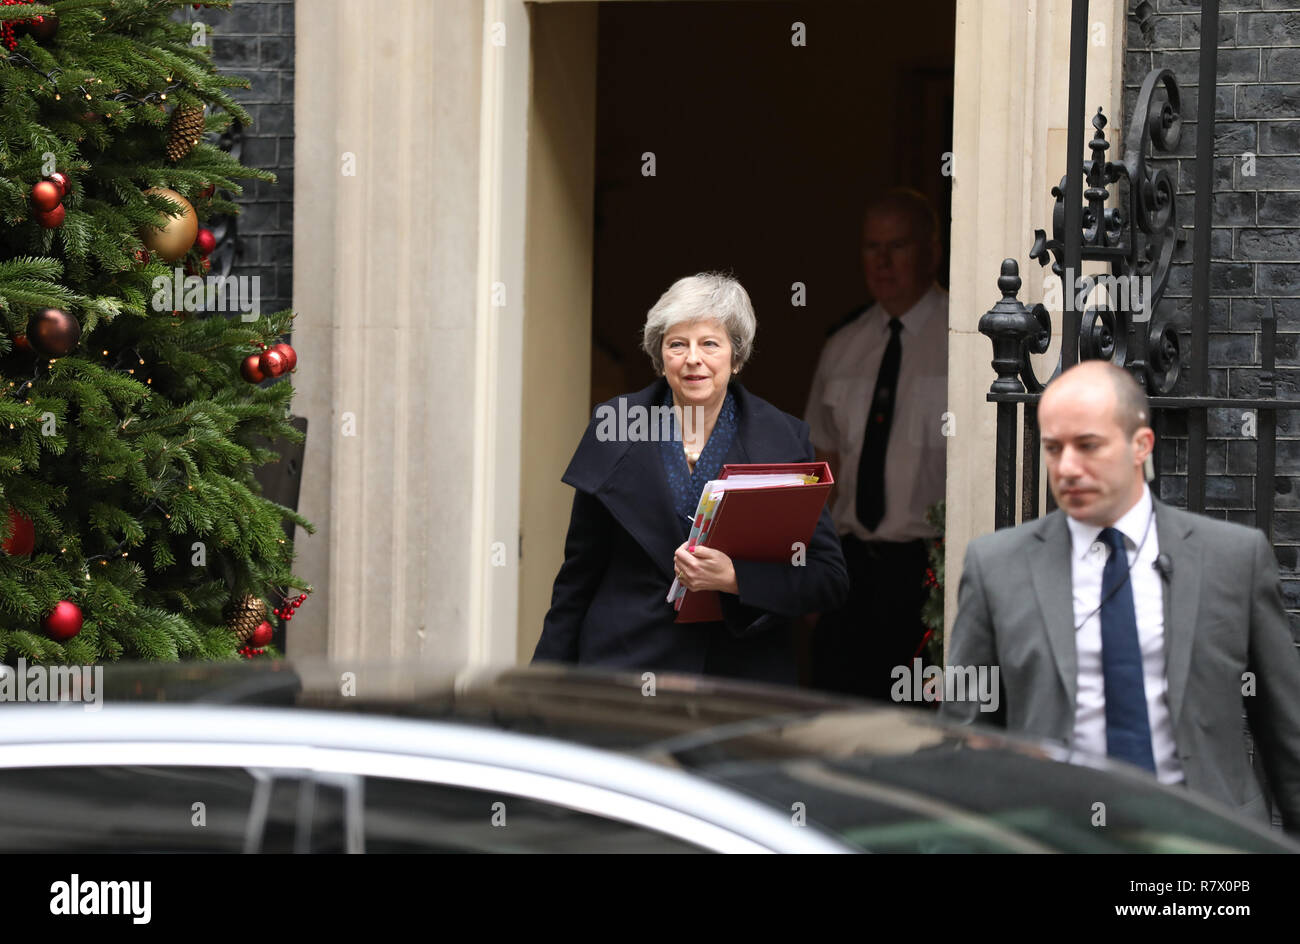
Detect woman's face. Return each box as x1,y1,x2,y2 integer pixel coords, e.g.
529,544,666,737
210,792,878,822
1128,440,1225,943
662,318,734,408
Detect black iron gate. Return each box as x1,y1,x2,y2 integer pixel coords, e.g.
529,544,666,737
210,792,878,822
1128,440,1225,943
980,0,1291,545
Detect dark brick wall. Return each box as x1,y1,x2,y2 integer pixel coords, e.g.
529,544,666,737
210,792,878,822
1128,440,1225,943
1125,1,1300,627
182,0,294,317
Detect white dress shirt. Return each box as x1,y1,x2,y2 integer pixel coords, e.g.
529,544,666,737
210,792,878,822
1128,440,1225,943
1067,485,1183,784
804,284,948,542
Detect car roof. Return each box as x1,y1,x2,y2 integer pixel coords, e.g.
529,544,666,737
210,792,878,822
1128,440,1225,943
8,659,1299,853
85,658,1000,754
35,658,1102,779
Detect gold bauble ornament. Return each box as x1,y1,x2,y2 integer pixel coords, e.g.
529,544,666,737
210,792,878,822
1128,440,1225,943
140,187,198,262
224,593,268,645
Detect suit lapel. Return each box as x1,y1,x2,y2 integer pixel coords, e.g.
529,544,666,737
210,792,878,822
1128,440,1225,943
1028,511,1078,715
597,437,681,580
1156,500,1200,730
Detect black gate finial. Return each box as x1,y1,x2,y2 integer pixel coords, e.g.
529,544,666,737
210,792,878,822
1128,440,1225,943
979,260,1051,395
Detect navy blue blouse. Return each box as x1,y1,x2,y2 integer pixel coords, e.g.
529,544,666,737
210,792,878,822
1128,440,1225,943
658,387,739,527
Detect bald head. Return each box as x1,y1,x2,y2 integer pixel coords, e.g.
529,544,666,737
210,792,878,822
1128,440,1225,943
1040,361,1150,436
1038,361,1154,526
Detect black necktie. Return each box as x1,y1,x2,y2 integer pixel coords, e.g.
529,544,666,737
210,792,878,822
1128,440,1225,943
856,318,902,531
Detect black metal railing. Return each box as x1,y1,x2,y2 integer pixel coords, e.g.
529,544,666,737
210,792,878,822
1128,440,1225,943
979,0,1294,542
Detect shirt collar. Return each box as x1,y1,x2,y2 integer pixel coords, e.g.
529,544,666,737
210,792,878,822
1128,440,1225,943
1065,484,1154,562
877,283,942,336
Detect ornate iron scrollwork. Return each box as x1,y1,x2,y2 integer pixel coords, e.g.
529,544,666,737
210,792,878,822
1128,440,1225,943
991,68,1183,396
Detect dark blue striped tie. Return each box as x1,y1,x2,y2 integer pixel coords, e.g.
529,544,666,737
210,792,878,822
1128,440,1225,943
1099,526,1156,772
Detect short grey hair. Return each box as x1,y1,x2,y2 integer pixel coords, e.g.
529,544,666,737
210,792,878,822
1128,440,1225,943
641,272,757,375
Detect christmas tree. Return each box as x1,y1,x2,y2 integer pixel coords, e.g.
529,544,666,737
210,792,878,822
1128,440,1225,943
0,0,311,662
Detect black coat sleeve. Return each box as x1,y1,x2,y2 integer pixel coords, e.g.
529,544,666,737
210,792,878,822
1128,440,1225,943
532,488,614,664
718,425,850,638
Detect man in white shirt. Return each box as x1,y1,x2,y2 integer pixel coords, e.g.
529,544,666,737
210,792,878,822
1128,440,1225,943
943,360,1300,832
804,188,949,699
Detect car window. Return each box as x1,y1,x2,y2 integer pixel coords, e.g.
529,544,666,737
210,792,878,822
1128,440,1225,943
0,766,281,853
702,749,1295,853
361,776,708,853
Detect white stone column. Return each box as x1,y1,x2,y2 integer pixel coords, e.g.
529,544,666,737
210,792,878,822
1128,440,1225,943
292,0,512,664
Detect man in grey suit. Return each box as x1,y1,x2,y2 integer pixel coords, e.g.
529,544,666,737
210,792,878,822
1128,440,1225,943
942,360,1300,833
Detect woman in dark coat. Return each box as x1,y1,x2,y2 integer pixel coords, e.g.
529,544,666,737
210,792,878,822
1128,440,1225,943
532,273,849,685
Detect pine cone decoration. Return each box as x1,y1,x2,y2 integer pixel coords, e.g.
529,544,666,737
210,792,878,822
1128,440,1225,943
224,593,267,645
166,104,205,161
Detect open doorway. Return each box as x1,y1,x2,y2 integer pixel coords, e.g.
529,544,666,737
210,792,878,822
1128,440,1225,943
590,0,955,414
518,0,957,664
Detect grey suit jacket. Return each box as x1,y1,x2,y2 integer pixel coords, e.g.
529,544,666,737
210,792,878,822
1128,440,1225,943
941,499,1300,832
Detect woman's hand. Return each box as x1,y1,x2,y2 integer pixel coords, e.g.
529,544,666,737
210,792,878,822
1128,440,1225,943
674,542,739,595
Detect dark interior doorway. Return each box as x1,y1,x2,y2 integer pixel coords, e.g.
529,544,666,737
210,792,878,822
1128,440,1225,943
590,0,956,415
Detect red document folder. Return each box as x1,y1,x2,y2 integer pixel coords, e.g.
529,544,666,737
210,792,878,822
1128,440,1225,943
674,461,834,624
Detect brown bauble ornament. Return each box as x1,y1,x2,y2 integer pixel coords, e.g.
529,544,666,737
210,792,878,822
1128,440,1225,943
140,188,198,262
259,347,286,378
48,172,71,198
35,203,65,228
240,353,266,384
31,180,62,212
270,342,297,372
224,594,268,645
42,601,82,641
27,307,81,357
2,507,35,556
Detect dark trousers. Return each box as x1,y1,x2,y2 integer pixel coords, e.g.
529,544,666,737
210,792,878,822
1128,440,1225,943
811,535,930,702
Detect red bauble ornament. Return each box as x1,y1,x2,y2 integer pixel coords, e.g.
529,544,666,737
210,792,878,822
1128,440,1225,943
240,353,266,383
271,342,297,372
259,347,287,378
34,203,65,228
249,621,273,647
47,172,70,198
198,183,215,200
133,248,149,265
27,307,81,357
31,180,62,212
13,334,32,354
195,228,216,255
42,601,83,641
2,507,35,556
